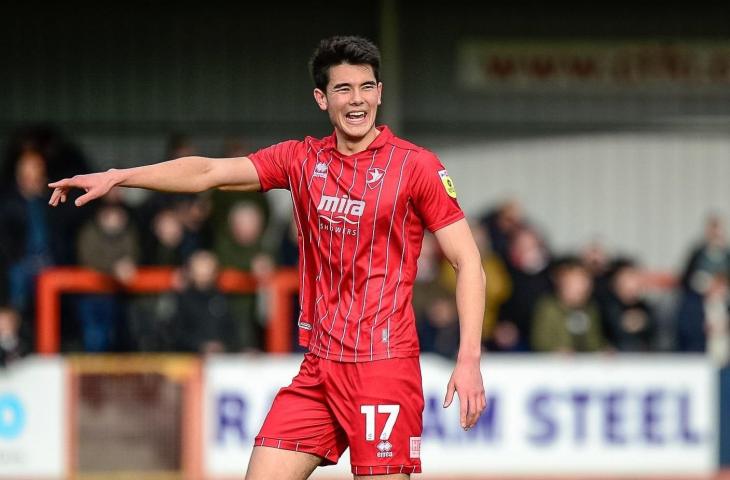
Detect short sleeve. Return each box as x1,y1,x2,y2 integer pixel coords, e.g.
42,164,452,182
409,151,465,232
248,140,300,191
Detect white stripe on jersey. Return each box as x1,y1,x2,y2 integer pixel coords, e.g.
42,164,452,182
337,150,378,361
307,150,330,345
387,199,412,359
368,149,411,360
310,155,341,355
289,145,314,330
352,145,396,361
324,155,359,358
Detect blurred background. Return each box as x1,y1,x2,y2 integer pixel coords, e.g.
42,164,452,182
1,1,729,479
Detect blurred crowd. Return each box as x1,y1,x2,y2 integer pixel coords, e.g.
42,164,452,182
1,126,728,367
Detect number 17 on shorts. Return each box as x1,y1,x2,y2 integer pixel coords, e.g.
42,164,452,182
360,404,399,457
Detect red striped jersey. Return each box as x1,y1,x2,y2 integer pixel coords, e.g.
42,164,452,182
249,126,464,362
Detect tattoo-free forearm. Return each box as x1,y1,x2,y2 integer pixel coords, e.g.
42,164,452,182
455,259,486,360
111,156,217,193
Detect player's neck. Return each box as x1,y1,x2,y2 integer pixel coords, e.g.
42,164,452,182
335,127,380,156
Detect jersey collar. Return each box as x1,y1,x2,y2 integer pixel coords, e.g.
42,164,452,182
326,125,393,155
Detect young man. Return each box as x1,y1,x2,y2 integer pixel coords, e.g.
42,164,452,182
49,36,486,480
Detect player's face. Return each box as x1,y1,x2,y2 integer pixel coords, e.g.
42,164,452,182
314,63,382,144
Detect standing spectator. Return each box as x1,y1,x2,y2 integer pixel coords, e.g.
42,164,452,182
1,148,53,317
143,208,186,266
531,258,605,353
0,306,29,368
215,201,273,351
676,214,730,352
76,188,140,351
480,198,525,261
495,226,552,351
599,259,657,352
173,250,235,354
1,125,92,266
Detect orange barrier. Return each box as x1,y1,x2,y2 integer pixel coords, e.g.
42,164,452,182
36,267,299,355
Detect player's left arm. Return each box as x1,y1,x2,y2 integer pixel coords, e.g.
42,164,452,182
433,218,487,431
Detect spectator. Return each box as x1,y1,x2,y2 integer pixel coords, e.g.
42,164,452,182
495,226,552,351
480,198,525,261
215,201,273,351
76,188,140,351
0,147,54,324
174,194,214,259
0,306,29,368
531,258,605,353
580,239,613,303
599,259,657,352
173,250,235,354
417,287,460,359
143,208,186,266
1,125,91,266
676,214,730,352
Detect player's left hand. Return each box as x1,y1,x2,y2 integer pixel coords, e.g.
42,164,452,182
443,356,486,431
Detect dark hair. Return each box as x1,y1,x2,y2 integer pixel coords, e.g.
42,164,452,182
309,36,381,91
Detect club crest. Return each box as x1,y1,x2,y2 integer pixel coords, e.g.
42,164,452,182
366,167,385,188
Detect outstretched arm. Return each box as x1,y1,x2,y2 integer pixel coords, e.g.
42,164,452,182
433,218,487,430
48,156,261,207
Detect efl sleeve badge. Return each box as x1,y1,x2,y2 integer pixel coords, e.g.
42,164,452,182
438,169,458,198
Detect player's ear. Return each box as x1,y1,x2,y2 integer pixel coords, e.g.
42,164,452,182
377,82,383,105
313,88,328,111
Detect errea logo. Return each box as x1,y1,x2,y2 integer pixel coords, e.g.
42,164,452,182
313,162,328,179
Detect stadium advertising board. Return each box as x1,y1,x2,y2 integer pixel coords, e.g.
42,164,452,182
204,354,717,477
0,357,66,479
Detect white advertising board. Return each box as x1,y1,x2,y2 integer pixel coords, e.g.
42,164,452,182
0,356,67,479
204,354,717,478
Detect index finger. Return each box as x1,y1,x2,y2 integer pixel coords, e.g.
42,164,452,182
48,179,70,188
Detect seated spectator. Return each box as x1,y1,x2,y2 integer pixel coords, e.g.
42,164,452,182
599,259,657,352
173,250,235,354
76,189,139,352
531,258,605,353
676,214,730,352
0,306,29,367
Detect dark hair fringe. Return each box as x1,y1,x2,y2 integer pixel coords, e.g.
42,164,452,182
309,36,381,91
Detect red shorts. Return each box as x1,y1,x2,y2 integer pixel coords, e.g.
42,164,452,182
255,353,424,475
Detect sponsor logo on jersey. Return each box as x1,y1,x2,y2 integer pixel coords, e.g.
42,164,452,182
366,167,385,188
317,194,365,236
298,321,312,330
409,437,421,459
438,169,457,198
377,440,394,458
312,162,328,179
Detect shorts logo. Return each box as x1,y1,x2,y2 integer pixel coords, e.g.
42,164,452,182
409,437,421,459
366,167,385,188
298,321,312,330
438,169,457,198
376,440,393,458
312,162,328,179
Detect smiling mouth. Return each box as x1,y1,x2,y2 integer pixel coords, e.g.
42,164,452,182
345,112,367,121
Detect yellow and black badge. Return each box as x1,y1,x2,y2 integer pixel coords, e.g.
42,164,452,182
438,169,457,198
